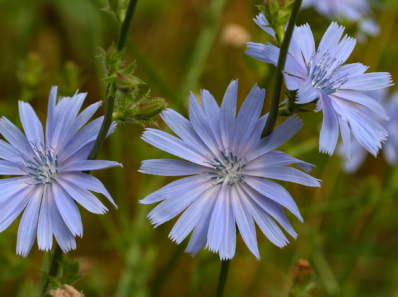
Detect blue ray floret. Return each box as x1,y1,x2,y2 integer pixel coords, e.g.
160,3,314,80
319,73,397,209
246,18,393,160
0,87,121,257
339,89,398,173
139,80,320,260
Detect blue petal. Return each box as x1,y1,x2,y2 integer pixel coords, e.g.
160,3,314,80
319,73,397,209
60,101,101,151
239,115,268,157
60,160,122,172
45,86,58,147
185,186,219,256
241,184,289,247
56,176,108,214
232,186,260,259
332,90,389,120
169,186,218,244
0,117,35,158
0,176,31,203
160,109,209,157
206,185,226,253
47,184,76,253
140,175,207,205
0,140,23,162
139,159,207,176
245,150,315,173
52,93,86,151
245,176,303,222
52,182,83,237
37,185,53,251
319,93,339,155
18,101,44,145
317,22,345,57
342,72,393,91
0,185,34,233
219,188,236,260
189,93,221,155
246,166,320,187
232,84,265,153
59,172,117,208
242,183,296,239
294,24,316,65
142,128,210,166
59,116,104,162
296,78,322,104
148,182,212,227
219,80,238,148
0,160,26,175
16,185,44,257
247,116,303,161
253,13,275,37
201,90,223,148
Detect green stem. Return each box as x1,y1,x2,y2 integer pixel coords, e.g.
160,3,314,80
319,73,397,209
216,260,230,297
39,245,63,296
117,0,139,52
261,0,302,138
88,0,138,161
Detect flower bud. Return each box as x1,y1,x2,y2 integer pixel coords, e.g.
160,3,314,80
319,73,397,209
116,73,142,94
135,98,167,120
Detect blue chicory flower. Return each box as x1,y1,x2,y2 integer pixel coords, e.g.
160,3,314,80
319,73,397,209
246,19,393,160
139,80,320,260
340,89,398,173
0,87,120,257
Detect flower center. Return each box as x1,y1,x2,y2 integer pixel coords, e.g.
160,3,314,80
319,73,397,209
306,51,348,95
205,149,246,187
21,144,59,185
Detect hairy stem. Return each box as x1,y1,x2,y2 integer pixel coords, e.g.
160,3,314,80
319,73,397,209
88,0,139,161
261,0,302,138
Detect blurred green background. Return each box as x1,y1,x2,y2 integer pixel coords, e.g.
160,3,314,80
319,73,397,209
1,0,398,296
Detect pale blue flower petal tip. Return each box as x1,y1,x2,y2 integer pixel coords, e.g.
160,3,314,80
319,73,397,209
247,17,393,160
339,90,398,173
139,80,320,260
0,87,120,257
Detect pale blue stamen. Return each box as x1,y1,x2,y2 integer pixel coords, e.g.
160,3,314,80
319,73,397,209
205,149,246,187
21,144,59,185
308,51,348,95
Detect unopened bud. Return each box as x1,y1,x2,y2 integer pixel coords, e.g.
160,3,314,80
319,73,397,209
112,98,167,123
289,259,314,296
116,73,142,94
135,98,167,120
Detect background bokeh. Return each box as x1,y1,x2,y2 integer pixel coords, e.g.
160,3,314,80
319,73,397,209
1,0,398,296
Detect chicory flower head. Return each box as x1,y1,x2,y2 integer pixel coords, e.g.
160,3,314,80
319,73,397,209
139,80,320,260
246,18,393,160
0,87,120,257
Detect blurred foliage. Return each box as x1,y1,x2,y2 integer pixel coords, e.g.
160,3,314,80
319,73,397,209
0,0,398,296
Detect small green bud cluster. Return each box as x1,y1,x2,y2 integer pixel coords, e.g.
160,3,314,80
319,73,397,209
98,45,167,127
257,0,296,46
98,44,124,77
112,90,167,127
